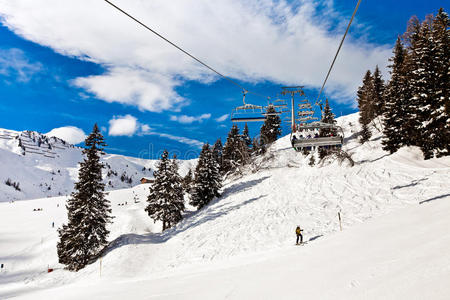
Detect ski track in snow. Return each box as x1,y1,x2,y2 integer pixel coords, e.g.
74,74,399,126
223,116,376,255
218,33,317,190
0,113,449,299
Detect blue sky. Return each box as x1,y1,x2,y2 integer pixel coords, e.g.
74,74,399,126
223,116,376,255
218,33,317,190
0,0,445,158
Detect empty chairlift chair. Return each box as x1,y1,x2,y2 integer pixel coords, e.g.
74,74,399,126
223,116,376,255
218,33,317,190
231,91,284,123
230,90,267,123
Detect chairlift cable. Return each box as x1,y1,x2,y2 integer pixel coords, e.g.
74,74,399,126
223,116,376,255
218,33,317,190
104,0,267,99
316,0,362,102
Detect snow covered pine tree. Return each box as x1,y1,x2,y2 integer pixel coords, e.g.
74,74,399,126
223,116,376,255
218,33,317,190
429,8,450,157
242,123,252,151
319,99,337,158
382,37,409,153
372,65,386,116
260,105,281,147
212,138,223,170
357,70,374,143
222,125,247,174
190,143,222,210
182,169,193,193
57,124,112,271
383,9,449,158
417,9,450,158
145,150,184,231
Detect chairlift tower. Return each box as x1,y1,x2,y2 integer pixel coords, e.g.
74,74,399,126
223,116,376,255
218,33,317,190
280,86,306,132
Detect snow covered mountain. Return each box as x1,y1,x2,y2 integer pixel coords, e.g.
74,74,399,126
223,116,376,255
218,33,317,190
0,128,196,202
1,113,449,299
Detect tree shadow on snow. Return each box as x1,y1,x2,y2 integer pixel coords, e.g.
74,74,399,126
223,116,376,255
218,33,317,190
103,195,267,255
102,232,169,256
393,177,428,190
221,176,271,198
102,177,271,256
343,131,361,146
419,193,450,205
357,153,390,164
168,194,268,238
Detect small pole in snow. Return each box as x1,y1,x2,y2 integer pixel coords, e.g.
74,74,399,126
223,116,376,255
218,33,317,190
338,212,342,231
99,257,102,277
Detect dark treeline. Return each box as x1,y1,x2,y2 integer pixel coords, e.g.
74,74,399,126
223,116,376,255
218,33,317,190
358,8,449,159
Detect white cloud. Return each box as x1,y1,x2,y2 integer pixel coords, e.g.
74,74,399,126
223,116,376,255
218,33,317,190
45,126,86,145
0,48,42,82
106,115,203,147
155,132,203,148
140,123,203,147
73,67,185,112
141,124,151,133
215,114,229,122
0,0,391,107
170,113,211,124
108,114,138,136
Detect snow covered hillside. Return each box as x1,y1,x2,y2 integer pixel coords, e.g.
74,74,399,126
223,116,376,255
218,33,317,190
0,129,196,202
1,113,449,299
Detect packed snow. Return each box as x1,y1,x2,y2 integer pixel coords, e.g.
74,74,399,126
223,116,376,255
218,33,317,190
0,113,449,299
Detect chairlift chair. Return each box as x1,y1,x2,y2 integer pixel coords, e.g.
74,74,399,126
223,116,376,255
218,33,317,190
292,122,344,150
290,94,344,151
231,90,267,123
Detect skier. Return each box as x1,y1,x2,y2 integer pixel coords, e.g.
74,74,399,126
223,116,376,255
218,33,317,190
295,225,303,245
291,135,297,146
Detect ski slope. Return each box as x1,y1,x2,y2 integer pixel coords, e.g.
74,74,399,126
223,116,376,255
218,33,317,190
7,193,450,300
1,113,449,299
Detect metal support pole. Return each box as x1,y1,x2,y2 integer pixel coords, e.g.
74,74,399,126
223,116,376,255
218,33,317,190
291,94,295,132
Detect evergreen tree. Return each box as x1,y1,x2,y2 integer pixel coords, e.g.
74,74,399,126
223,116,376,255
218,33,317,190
372,65,386,115
428,8,450,157
239,123,252,164
319,99,337,137
357,70,374,143
382,11,449,158
242,123,252,150
319,99,338,158
57,124,111,271
212,138,223,167
260,105,281,147
409,17,436,158
190,143,222,210
382,37,409,153
222,125,246,173
401,16,423,147
145,150,184,231
252,137,261,155
183,169,193,192
168,155,185,224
